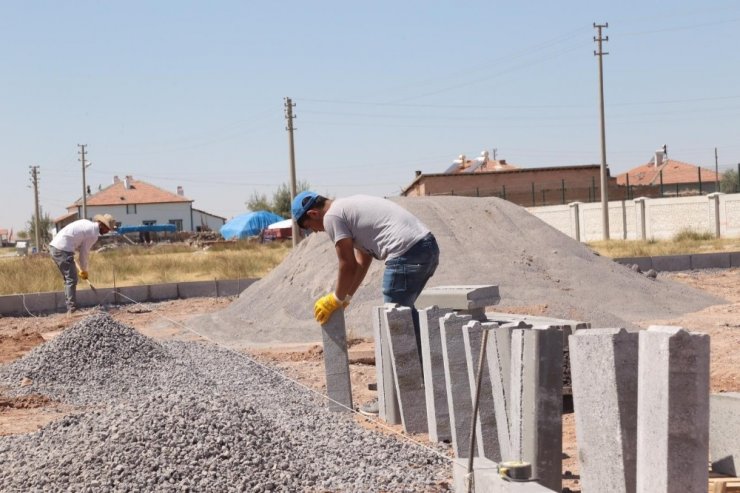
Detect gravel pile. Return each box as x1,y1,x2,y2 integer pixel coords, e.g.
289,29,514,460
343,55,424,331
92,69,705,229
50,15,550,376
0,313,452,492
190,195,723,346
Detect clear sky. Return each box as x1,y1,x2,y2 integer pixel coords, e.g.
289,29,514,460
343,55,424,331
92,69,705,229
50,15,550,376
2,1,739,234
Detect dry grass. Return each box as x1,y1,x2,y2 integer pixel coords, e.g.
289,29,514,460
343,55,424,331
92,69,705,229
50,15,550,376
0,241,292,295
589,233,740,258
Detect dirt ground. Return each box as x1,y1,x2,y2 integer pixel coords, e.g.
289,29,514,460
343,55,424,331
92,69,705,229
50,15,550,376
1,268,738,492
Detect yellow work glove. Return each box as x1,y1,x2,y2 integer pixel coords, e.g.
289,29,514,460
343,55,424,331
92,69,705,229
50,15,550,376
314,293,347,325
79,270,89,280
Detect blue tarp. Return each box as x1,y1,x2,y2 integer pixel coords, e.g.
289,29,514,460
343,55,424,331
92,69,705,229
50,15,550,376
117,224,177,234
220,211,285,240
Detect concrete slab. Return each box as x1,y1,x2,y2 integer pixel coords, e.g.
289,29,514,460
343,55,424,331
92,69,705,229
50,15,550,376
177,280,218,299
373,305,401,425
216,278,256,296
0,295,23,315
463,321,502,461
149,282,179,301
321,309,353,412
419,305,453,442
116,285,150,305
691,252,731,270
441,312,475,458
76,287,115,308
16,292,57,314
416,285,500,311
382,305,428,434
650,254,692,272
710,392,740,476
731,251,740,268
636,326,710,493
614,256,653,272
570,328,639,493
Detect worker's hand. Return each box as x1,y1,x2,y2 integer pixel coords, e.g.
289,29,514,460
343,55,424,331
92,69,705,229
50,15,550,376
314,293,345,325
79,270,89,280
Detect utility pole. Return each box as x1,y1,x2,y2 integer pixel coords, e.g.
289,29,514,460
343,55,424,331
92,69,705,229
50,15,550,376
29,165,41,252
714,147,719,192
594,22,610,240
284,97,300,247
78,144,90,219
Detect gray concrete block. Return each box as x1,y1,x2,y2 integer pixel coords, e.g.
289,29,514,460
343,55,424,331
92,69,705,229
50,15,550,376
636,326,710,493
16,291,57,314
216,278,257,296
487,313,589,337
177,280,218,299
731,251,740,268
509,327,563,492
373,305,400,424
441,312,475,458
691,252,731,270
0,294,22,315
321,309,353,412
416,285,500,311
383,305,428,433
149,282,179,301
650,254,692,272
116,285,150,305
463,321,502,461
76,287,115,308
570,328,639,493
452,457,557,493
419,305,453,442
710,392,740,476
614,256,653,272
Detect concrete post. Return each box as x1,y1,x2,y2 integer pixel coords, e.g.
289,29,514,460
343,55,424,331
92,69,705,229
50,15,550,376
708,192,722,238
440,312,475,458
634,197,647,240
636,326,710,493
568,202,581,242
463,320,502,461
419,305,453,442
382,305,428,434
373,305,401,424
509,327,563,492
321,309,353,412
570,328,639,493
710,392,740,476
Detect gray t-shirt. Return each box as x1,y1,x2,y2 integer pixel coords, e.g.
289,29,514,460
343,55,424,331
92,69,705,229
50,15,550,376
323,195,430,260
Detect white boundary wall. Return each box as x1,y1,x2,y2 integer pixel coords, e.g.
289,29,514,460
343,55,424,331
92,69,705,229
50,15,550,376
528,193,740,242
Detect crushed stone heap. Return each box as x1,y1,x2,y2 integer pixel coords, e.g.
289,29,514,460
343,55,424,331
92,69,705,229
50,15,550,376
191,196,723,346
0,313,451,491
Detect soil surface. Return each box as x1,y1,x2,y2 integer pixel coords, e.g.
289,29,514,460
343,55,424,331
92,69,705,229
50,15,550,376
1,268,738,492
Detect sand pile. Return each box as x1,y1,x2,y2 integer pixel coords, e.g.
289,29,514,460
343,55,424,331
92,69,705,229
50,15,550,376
191,196,723,346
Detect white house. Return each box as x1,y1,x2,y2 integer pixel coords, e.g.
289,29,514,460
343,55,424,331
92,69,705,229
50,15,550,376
54,175,225,233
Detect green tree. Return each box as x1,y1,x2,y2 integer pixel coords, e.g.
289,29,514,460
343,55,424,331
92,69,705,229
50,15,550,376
25,209,54,249
246,191,271,212
720,169,739,193
272,180,311,218
246,181,311,217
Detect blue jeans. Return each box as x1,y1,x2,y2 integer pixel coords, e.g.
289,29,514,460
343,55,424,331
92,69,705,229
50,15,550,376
50,246,78,311
382,233,440,359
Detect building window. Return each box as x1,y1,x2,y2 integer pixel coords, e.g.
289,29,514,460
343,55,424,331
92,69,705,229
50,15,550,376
169,219,183,232
126,204,137,214
142,220,156,226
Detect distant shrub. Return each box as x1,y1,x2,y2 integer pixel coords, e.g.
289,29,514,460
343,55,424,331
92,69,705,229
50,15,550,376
673,228,713,242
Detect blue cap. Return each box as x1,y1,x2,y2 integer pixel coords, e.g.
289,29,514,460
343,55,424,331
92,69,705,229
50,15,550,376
291,191,320,221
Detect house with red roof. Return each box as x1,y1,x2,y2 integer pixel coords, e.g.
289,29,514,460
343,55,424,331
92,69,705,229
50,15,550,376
54,175,225,233
616,148,722,196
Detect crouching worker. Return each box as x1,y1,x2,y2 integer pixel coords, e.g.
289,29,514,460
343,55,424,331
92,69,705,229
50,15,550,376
49,214,116,313
292,192,439,414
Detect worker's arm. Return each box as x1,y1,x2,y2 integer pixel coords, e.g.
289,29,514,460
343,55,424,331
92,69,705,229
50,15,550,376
333,238,373,301
77,236,97,272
